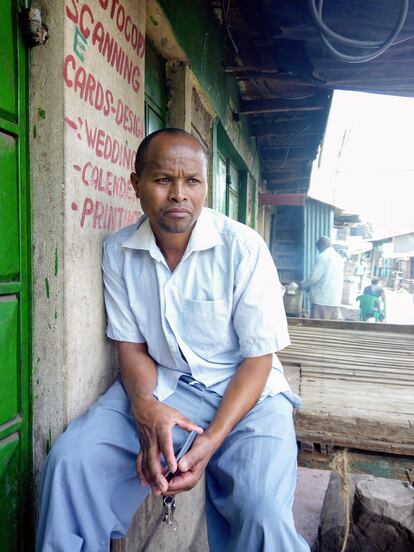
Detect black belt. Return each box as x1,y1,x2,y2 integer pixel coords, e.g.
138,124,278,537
179,374,206,392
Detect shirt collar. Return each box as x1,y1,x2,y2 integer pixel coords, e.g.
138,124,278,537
121,208,222,259
320,246,333,256
186,209,223,254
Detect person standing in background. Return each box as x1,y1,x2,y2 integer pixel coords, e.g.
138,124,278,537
301,236,344,320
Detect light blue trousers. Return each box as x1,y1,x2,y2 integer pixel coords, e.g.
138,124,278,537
36,378,310,552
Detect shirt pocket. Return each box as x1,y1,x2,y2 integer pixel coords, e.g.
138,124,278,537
181,298,228,357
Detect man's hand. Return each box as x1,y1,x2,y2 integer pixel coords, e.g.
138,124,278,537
167,354,274,495
166,433,219,495
133,397,203,496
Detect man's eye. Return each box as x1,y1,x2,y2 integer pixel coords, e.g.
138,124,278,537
156,177,172,184
188,178,200,184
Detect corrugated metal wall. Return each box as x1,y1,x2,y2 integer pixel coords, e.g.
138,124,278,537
303,199,334,314
304,199,334,279
270,205,304,284
269,198,334,301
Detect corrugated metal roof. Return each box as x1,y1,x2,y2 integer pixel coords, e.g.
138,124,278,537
213,0,414,194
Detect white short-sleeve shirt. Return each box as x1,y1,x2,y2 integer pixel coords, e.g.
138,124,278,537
102,208,292,401
303,247,344,307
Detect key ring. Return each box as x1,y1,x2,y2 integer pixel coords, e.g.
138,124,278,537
162,495,178,533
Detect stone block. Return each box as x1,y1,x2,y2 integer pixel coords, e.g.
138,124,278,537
112,477,209,552
314,473,414,552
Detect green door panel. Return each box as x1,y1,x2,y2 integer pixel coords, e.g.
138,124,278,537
0,297,19,424
0,131,19,280
0,434,20,552
0,0,31,549
146,104,165,134
0,433,19,479
0,0,17,118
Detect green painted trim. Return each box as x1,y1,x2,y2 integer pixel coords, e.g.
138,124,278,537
0,283,21,294
18,0,30,10
210,118,218,208
225,158,231,217
17,4,33,547
251,176,258,230
145,41,167,119
238,171,248,224
217,123,246,171
0,417,23,441
159,1,242,126
0,117,20,136
144,41,166,136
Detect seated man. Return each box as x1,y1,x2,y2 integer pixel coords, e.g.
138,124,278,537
36,129,309,552
362,277,386,321
363,277,386,303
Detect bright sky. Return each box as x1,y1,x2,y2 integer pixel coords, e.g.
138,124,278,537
308,90,414,238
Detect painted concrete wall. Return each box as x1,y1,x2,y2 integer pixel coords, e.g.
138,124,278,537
31,0,145,483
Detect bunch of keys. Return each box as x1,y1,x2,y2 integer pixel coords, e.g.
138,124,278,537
161,430,198,534
162,495,178,533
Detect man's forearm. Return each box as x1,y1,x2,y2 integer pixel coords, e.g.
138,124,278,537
117,342,158,406
117,341,203,494
204,354,273,450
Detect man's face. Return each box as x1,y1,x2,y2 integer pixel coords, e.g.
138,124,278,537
131,134,208,235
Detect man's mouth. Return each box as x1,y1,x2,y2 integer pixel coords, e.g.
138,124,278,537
163,208,192,218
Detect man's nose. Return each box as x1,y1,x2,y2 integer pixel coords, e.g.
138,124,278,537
168,181,187,202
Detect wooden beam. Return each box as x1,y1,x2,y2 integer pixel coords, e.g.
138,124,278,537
224,65,279,74
259,193,306,206
260,135,322,148
240,98,326,115
251,120,325,137
265,176,309,185
266,185,309,194
224,66,323,88
262,170,309,181
234,74,321,90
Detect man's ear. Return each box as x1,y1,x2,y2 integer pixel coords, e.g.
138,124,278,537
130,173,140,199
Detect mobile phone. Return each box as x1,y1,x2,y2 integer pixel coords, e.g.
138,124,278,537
165,430,198,482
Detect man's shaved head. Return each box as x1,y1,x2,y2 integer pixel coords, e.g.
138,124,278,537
316,236,331,252
134,128,207,176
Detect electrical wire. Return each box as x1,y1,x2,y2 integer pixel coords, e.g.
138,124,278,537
308,0,409,48
308,0,410,63
262,79,318,100
273,123,312,172
221,0,240,57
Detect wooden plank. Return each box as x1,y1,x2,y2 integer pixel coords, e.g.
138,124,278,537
281,319,414,456
286,316,414,334
295,412,414,456
240,98,326,115
299,449,414,481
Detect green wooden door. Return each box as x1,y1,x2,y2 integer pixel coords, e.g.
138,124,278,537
0,1,31,550
144,42,166,135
